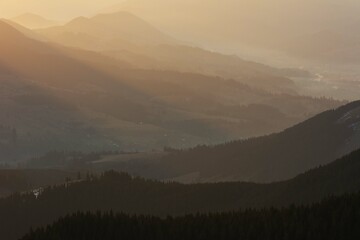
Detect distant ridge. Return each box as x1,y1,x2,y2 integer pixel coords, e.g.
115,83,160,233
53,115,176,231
11,13,59,29
38,11,178,49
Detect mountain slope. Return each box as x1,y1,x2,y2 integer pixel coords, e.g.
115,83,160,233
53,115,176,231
108,101,360,183
0,20,142,158
38,12,178,50
166,101,360,182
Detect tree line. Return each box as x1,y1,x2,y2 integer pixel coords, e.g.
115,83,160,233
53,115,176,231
2,146,360,240
21,192,360,240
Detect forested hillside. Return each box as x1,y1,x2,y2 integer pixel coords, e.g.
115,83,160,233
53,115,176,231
21,193,360,240
2,148,360,240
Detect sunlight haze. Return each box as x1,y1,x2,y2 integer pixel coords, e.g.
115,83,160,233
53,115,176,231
0,0,125,19
1,1,360,239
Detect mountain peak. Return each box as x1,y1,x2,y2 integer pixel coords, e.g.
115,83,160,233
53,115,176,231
40,11,178,49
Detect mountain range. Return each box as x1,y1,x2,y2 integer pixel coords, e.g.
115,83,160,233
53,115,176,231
108,0,360,65
0,18,339,160
37,11,305,92
37,12,178,49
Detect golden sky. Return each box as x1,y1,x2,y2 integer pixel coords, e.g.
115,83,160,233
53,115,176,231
1,0,359,22
0,0,125,20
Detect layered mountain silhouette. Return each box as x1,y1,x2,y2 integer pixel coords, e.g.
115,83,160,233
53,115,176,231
0,20,339,160
38,12,300,92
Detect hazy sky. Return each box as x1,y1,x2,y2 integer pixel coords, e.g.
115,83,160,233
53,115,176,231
2,0,360,50
0,0,125,20
1,0,360,22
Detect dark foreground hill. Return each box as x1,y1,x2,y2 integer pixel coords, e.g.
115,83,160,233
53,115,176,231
21,193,360,240
2,148,360,239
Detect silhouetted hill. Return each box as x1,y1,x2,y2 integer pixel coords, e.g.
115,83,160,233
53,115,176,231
20,193,360,240
3,148,360,239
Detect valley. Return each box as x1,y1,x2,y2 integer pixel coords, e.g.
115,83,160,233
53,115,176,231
0,2,360,239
